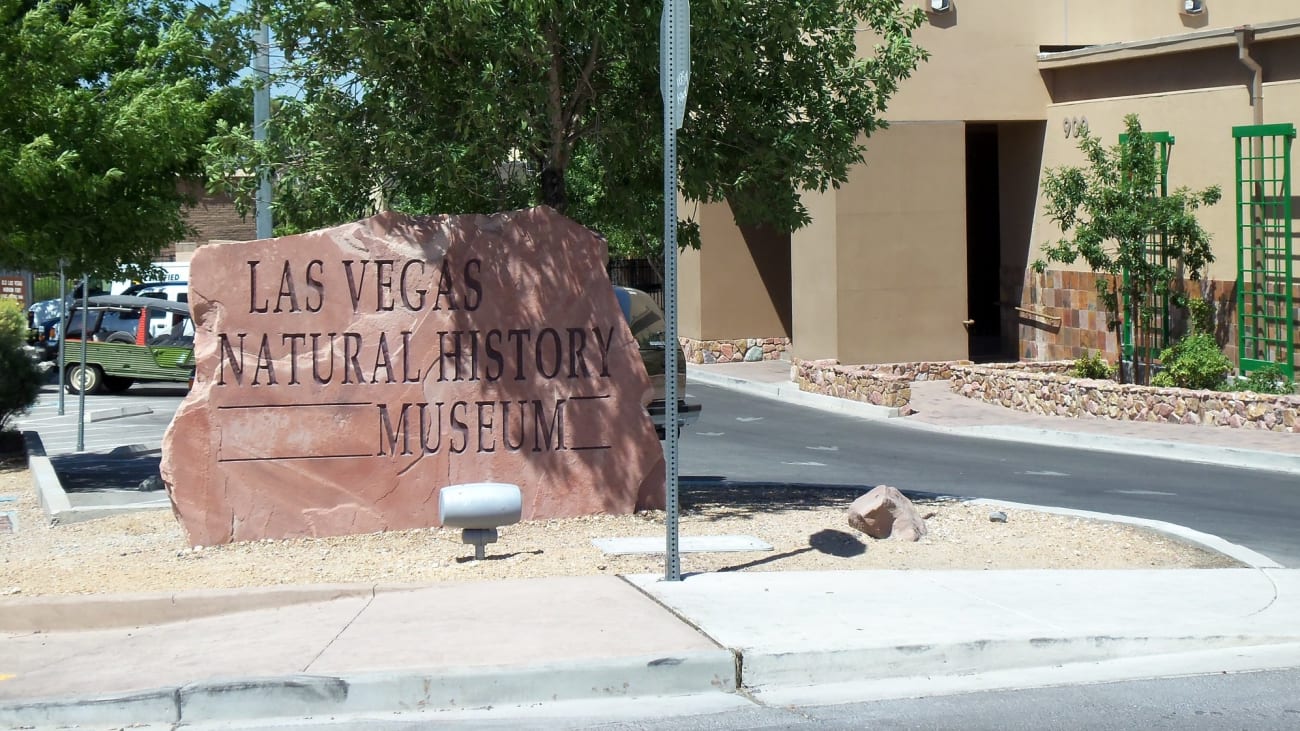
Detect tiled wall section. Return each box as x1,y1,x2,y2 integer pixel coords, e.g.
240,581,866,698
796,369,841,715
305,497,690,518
1021,269,1246,366
681,337,789,364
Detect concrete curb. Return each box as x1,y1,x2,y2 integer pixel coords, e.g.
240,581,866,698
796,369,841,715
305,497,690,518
0,652,738,727
756,641,1300,707
86,404,154,423
677,479,1282,570
687,369,899,420
734,634,1296,692
966,498,1284,569
896,421,1300,477
22,431,71,521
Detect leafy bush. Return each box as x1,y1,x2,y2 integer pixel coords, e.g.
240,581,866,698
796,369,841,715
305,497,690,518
1239,364,1295,395
0,299,27,348
1186,297,1214,336
1151,333,1230,390
0,339,42,431
1072,351,1115,380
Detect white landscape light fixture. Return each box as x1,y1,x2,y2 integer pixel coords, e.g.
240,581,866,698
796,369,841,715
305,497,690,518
928,0,952,12
1182,0,1205,15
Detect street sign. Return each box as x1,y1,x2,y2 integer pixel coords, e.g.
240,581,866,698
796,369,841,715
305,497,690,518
660,0,690,130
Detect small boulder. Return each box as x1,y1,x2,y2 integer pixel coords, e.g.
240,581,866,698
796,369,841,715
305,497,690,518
847,486,927,541
989,510,1008,523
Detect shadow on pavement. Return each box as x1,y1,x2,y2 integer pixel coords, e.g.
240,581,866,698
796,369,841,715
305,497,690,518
51,447,164,494
681,478,958,520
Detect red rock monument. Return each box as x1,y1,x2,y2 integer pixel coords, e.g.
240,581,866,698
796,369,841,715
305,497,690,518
162,207,665,545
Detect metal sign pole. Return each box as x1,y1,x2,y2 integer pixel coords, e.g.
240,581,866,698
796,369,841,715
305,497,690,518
660,0,689,582
57,261,66,415
76,274,87,452
254,22,273,239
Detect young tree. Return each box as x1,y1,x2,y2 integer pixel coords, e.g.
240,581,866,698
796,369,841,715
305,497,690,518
1036,114,1221,385
204,0,928,251
0,0,245,282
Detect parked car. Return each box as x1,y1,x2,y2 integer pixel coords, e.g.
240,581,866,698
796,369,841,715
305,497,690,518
615,285,701,439
34,280,187,361
59,295,195,395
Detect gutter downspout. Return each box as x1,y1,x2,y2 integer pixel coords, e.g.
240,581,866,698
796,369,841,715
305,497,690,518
1236,26,1264,125
1236,26,1265,348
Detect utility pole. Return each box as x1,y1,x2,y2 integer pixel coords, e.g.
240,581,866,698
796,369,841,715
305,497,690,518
254,22,273,239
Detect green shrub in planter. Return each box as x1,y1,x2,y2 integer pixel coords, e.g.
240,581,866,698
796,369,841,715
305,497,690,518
0,299,26,348
1151,333,1230,390
0,338,42,432
1072,351,1115,380
1240,364,1295,395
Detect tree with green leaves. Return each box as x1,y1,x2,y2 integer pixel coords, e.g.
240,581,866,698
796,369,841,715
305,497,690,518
0,0,246,282
1036,114,1221,385
204,0,928,258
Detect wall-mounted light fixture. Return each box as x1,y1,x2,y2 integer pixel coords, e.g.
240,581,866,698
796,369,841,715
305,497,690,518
927,0,953,13
1181,0,1205,15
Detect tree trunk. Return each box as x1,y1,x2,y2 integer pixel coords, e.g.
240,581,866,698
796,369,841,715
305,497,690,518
540,165,567,213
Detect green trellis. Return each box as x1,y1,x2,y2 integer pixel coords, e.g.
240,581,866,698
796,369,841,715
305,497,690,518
1119,131,1175,365
1234,123,1297,379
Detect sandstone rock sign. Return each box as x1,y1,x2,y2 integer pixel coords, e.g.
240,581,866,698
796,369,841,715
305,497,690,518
162,208,665,546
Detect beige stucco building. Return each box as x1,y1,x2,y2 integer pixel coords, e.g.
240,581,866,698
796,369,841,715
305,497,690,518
680,1,1300,374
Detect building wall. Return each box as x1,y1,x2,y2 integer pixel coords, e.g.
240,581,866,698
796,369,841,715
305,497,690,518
998,121,1047,356
680,199,790,342
832,122,968,364
885,1,1300,123
687,3,1300,368
790,188,839,359
1025,31,1300,367
171,180,257,261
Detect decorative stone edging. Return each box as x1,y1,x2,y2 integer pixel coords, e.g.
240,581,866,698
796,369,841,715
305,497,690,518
680,337,789,364
950,362,1300,432
791,359,974,411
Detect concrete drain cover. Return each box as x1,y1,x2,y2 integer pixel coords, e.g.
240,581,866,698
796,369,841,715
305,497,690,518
0,495,14,534
592,535,773,555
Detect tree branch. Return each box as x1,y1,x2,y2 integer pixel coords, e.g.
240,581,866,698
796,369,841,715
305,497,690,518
561,38,601,152
543,22,567,170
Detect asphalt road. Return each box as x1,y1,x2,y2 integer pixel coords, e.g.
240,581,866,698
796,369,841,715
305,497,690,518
679,382,1300,568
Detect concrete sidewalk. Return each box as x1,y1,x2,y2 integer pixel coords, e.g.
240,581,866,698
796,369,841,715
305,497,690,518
7,360,1300,727
4,569,1300,727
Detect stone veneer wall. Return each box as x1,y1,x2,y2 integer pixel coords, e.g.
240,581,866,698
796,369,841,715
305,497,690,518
681,337,789,364
1020,269,1242,366
792,359,975,411
950,362,1300,432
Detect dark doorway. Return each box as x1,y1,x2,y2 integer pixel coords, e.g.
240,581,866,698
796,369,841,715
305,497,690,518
966,124,1003,361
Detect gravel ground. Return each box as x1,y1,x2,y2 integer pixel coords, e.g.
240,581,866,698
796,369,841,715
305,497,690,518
0,461,1239,597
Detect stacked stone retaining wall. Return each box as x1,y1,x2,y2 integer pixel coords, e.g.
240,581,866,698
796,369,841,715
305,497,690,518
681,337,789,364
950,362,1300,432
792,359,975,411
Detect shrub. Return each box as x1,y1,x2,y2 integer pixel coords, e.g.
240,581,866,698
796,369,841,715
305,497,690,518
1186,297,1214,336
1072,351,1115,380
0,339,42,431
0,299,27,348
1151,333,1230,390
1239,364,1295,395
